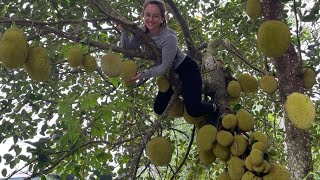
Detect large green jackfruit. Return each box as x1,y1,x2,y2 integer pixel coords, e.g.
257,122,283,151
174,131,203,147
156,75,170,92
227,156,245,180
168,98,184,118
285,92,315,129
260,75,278,95
67,47,84,67
216,130,234,147
82,55,97,73
302,67,316,89
25,47,51,82
227,80,242,98
101,53,122,77
263,163,290,180
230,135,248,156
237,73,258,93
196,124,217,151
146,137,173,166
120,60,138,85
217,172,231,180
258,20,290,57
236,109,254,132
0,27,28,69
246,0,262,19
199,149,216,165
221,114,237,130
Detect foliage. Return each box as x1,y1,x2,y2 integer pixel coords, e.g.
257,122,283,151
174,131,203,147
0,0,319,179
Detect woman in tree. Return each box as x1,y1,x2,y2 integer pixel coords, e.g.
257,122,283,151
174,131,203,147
118,0,220,126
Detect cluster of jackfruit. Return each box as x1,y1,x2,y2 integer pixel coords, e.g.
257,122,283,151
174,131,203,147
258,20,291,58
146,137,174,166
67,46,97,73
284,92,316,129
259,75,278,95
0,26,28,69
245,0,262,19
100,53,139,86
302,67,316,89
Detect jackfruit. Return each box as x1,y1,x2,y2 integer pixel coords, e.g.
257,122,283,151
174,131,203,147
222,114,237,130
258,20,290,57
212,143,230,161
237,73,258,93
146,137,173,166
168,98,184,118
196,124,217,151
120,60,138,84
183,106,205,125
228,156,245,180
82,55,97,73
25,47,51,82
199,149,216,165
101,53,122,77
67,47,84,67
241,171,256,180
236,109,254,132
246,0,262,19
285,92,315,129
156,75,170,92
263,163,290,180
217,172,231,180
251,132,270,150
230,135,248,156
216,130,234,147
252,141,268,153
249,149,264,166
227,80,242,97
302,67,316,89
263,160,271,173
260,75,278,95
245,156,254,171
0,27,28,69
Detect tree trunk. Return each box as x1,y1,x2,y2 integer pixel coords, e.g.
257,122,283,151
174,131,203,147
274,45,313,180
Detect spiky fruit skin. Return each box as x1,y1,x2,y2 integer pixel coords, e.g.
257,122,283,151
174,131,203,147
251,131,270,150
245,156,254,171
263,163,290,180
227,156,245,180
217,172,231,180
249,149,264,166
101,53,122,77
0,27,28,69
146,137,173,166
241,171,256,180
216,130,234,147
236,109,254,132
120,60,138,85
196,124,217,151
302,67,316,89
252,141,268,153
183,106,205,125
237,73,258,93
168,98,184,117
227,80,242,97
82,55,97,73
67,47,84,67
199,150,216,165
156,75,170,92
258,20,290,57
285,92,315,129
230,135,248,156
260,75,278,95
222,114,238,130
246,0,262,19
212,143,230,161
25,47,51,82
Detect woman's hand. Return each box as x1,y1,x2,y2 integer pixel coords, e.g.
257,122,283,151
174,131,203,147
125,73,141,84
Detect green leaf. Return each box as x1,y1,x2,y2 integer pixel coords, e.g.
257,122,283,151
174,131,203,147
1,168,7,177
18,155,29,161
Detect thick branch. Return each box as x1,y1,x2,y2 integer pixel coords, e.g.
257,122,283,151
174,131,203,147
164,0,202,61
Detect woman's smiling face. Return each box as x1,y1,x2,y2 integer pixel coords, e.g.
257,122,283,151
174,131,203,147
143,4,163,34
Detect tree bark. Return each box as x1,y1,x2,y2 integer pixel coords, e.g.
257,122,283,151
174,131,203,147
262,0,313,179
274,45,313,180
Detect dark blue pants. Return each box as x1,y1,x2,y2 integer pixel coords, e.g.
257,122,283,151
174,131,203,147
154,55,213,117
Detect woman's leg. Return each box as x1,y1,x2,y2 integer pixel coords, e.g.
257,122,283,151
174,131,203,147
176,56,214,117
153,86,174,115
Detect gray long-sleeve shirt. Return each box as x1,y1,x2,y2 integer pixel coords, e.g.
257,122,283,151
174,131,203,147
121,26,186,79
